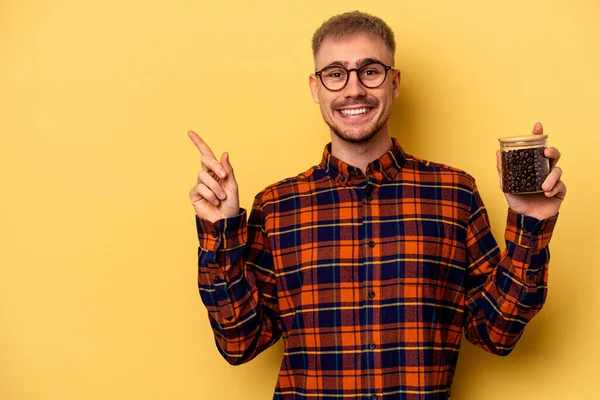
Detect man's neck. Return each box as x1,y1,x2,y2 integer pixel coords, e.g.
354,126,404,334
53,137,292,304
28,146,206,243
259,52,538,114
330,128,393,173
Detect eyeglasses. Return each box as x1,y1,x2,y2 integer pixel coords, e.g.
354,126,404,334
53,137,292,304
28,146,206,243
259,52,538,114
315,61,393,92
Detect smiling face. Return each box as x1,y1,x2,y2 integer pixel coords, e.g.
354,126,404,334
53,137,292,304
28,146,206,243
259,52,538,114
309,33,401,144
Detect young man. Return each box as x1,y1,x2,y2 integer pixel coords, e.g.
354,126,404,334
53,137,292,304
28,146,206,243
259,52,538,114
188,11,566,400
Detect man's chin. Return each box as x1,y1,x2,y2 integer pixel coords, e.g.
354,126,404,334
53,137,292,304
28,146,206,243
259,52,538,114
331,126,380,144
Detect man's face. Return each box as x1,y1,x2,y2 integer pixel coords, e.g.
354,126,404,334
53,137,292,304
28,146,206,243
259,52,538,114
309,33,401,144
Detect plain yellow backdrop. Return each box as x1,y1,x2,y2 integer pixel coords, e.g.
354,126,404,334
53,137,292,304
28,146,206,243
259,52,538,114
1,0,599,399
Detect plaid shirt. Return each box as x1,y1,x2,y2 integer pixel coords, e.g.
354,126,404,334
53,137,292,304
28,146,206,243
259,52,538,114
195,138,557,400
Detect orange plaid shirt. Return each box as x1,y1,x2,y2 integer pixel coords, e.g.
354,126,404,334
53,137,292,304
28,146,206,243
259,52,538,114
195,138,558,400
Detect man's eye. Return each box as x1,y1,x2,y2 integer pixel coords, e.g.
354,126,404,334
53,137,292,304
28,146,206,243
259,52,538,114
328,71,345,78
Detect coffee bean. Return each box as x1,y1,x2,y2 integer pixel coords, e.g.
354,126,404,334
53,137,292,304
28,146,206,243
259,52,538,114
501,147,550,193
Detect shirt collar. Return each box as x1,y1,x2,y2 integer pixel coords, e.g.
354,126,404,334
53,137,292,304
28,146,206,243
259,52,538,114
319,137,407,186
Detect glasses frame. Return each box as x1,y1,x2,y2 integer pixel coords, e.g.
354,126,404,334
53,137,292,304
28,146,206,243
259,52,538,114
315,61,394,92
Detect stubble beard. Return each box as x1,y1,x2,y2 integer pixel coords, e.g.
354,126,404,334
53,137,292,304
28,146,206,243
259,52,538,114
327,118,387,144
325,96,387,144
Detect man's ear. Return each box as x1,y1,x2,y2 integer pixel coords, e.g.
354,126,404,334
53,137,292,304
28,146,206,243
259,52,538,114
392,69,401,100
309,74,320,104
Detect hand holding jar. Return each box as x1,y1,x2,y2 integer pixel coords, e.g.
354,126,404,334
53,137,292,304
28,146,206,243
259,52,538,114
496,122,566,220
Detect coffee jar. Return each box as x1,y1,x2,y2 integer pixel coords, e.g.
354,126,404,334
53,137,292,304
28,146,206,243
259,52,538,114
498,135,550,194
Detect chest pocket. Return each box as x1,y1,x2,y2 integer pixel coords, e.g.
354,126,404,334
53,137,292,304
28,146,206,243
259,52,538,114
392,218,464,287
379,217,466,328
273,218,360,337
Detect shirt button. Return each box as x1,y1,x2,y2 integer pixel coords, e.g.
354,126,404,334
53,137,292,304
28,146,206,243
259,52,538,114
527,273,537,280
211,231,218,238
349,169,357,176
368,291,376,298
213,276,222,283
366,194,373,201
368,343,376,350
371,395,378,400
368,241,376,248
224,230,231,237
522,227,529,233
340,176,346,182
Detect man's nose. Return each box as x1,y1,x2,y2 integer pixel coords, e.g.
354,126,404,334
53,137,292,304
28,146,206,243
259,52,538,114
342,70,367,97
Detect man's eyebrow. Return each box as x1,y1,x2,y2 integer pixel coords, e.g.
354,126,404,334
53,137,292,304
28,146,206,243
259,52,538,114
321,57,385,69
322,60,347,68
355,57,383,67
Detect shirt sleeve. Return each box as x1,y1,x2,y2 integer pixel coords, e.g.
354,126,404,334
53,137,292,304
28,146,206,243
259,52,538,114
195,194,281,365
463,181,558,356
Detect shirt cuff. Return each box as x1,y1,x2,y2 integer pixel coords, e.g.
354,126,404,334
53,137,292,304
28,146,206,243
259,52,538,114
195,209,248,252
504,208,559,251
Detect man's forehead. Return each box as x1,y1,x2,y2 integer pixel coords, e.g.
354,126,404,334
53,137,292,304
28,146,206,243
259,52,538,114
315,33,392,68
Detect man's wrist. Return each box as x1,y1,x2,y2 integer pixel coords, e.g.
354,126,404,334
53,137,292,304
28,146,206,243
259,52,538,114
508,208,557,222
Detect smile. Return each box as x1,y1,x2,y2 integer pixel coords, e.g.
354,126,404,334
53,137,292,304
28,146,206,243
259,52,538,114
339,107,371,116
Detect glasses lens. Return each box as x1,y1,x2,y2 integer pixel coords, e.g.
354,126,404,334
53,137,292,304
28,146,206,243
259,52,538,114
320,66,348,91
358,63,387,88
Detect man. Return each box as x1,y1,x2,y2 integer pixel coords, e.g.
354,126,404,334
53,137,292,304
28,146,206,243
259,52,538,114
187,11,566,400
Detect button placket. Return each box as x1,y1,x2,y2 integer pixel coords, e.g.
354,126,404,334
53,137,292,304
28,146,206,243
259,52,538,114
366,176,376,201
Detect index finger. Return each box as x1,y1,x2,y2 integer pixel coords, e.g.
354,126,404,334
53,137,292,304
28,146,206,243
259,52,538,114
187,130,216,158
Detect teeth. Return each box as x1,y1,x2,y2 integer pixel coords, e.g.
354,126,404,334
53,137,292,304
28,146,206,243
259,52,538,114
340,108,369,116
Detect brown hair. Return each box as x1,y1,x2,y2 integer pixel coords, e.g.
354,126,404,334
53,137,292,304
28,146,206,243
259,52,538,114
312,11,396,60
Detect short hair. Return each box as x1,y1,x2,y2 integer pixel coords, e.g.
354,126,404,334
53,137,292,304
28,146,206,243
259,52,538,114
312,11,396,61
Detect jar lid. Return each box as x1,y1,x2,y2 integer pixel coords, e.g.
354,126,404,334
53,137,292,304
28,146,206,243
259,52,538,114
498,134,548,143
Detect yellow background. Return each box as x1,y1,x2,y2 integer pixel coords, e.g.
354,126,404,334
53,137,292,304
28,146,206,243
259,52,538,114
1,0,598,398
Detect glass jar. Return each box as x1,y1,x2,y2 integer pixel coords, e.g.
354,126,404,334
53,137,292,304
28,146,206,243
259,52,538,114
498,134,550,194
